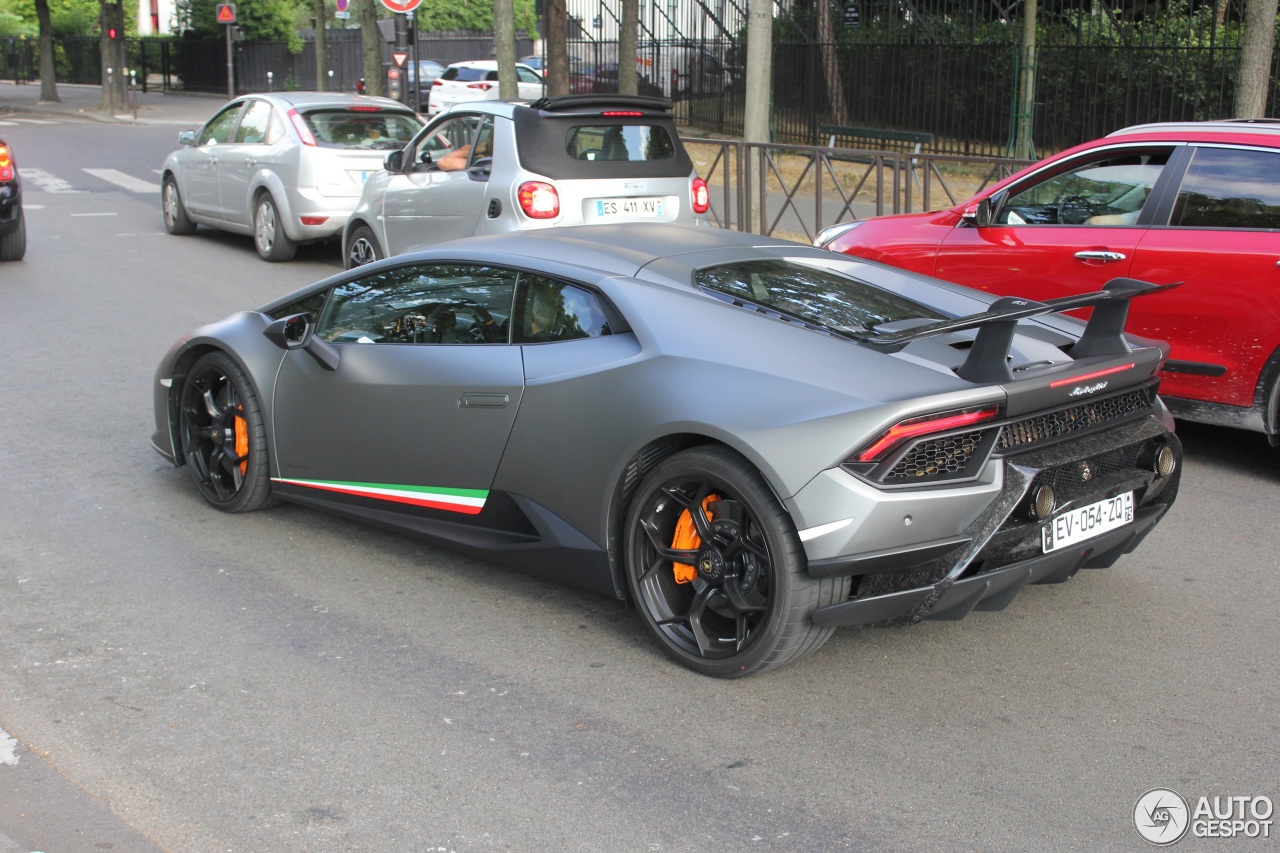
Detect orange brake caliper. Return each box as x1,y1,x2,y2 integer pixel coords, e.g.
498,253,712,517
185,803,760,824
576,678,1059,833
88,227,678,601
234,406,248,475
671,494,719,584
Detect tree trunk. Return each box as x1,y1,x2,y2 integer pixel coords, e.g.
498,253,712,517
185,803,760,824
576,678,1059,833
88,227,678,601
618,0,638,96
314,0,329,91
98,2,125,113
545,0,569,97
1009,0,1037,160
35,0,59,102
743,0,772,232
816,0,849,125
494,0,517,99
359,0,383,97
1235,0,1278,117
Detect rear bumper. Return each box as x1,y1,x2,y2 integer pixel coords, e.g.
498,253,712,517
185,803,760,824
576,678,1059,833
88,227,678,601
812,501,1168,627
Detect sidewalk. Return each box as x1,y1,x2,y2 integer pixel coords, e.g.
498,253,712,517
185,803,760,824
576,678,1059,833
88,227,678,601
0,79,221,126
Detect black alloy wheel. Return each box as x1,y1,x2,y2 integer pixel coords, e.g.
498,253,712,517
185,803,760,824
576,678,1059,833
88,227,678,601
178,352,276,513
624,446,848,677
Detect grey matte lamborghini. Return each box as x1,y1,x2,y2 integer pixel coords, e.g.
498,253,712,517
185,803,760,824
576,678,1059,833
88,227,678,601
152,224,1182,676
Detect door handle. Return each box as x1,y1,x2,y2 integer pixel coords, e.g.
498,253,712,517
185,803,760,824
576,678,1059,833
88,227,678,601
459,393,509,408
1074,250,1126,263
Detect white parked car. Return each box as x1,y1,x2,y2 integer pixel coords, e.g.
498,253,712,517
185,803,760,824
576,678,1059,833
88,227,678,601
426,60,545,116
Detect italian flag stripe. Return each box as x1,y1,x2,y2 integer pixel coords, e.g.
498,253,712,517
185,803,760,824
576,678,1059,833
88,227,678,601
273,478,487,515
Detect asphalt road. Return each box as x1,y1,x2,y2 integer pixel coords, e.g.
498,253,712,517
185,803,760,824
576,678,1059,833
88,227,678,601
0,112,1277,853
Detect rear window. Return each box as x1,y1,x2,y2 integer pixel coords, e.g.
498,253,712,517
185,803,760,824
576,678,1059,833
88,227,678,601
442,67,490,83
565,125,675,162
300,109,423,150
513,106,694,179
695,259,943,337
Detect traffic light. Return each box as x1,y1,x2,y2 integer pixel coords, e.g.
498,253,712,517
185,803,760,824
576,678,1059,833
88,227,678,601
105,4,124,40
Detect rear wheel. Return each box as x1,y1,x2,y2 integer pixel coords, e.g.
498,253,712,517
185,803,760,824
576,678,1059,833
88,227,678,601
162,176,196,235
178,352,277,513
253,193,296,262
345,225,383,269
0,210,25,261
624,446,849,677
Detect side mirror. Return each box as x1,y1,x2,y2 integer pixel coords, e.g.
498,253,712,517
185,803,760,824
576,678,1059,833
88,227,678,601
384,150,404,172
970,190,1006,227
263,313,340,371
178,129,197,147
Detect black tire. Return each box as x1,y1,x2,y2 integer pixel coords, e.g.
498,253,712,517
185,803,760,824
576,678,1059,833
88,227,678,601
0,210,25,261
344,224,383,269
253,193,296,262
162,176,196,236
624,446,850,677
178,351,277,513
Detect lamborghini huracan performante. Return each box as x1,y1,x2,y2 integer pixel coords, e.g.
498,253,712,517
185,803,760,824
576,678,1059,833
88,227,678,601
151,225,1182,677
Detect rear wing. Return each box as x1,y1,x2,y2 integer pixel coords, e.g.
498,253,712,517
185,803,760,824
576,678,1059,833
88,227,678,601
528,94,674,115
855,278,1180,383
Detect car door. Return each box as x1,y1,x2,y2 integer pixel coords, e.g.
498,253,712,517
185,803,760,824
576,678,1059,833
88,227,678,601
214,98,280,228
381,114,492,254
182,102,244,218
1127,143,1280,408
933,144,1179,304
271,262,524,512
516,65,546,100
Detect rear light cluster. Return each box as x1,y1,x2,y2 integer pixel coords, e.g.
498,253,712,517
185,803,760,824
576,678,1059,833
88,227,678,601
287,108,317,147
0,145,12,181
846,405,1002,485
518,181,559,219
691,177,710,214
467,82,494,91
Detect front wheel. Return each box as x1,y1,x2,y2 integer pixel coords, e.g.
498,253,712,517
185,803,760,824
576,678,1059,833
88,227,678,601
162,176,196,235
344,225,383,269
178,351,277,513
624,446,849,677
253,193,296,262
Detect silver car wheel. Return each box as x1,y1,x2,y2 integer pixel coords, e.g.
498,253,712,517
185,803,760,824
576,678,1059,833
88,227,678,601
253,194,296,262
345,225,383,269
162,177,196,236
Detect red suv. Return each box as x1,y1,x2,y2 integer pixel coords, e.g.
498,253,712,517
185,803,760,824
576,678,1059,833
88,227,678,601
818,120,1280,445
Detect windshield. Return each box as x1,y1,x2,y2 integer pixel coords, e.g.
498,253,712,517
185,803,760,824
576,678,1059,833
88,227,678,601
695,259,943,336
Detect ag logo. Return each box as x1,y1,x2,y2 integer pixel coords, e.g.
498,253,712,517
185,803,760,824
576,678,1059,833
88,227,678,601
1135,788,1190,845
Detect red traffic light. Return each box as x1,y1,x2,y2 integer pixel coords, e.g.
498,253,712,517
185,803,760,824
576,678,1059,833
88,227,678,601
108,27,118,38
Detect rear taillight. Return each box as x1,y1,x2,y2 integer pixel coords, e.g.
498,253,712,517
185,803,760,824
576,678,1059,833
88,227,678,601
432,79,443,87
691,177,709,214
467,82,494,91
287,109,317,147
518,181,559,219
853,406,1000,464
0,145,12,181
299,216,328,226
602,111,644,117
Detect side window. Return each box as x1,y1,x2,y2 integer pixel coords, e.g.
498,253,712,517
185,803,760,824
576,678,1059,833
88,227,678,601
999,149,1171,226
517,66,542,84
315,264,516,345
1173,146,1280,230
513,275,613,343
412,115,479,172
234,100,273,144
200,104,242,146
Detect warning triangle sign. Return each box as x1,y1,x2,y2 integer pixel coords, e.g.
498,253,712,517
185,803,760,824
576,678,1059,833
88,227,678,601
215,3,236,23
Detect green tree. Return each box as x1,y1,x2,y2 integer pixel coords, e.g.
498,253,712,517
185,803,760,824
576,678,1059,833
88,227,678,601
415,0,535,33
174,0,300,46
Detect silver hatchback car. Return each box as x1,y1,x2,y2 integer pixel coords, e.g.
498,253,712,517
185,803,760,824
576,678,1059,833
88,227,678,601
161,92,424,262
342,95,711,269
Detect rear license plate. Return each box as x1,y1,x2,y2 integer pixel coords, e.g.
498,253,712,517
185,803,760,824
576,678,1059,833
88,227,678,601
1042,491,1134,553
595,197,664,218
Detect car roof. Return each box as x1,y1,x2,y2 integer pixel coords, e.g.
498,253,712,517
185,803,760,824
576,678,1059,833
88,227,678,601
243,91,414,112
1107,119,1280,144
445,60,535,70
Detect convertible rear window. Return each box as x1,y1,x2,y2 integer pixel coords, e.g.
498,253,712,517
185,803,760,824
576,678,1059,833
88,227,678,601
300,109,423,149
696,259,943,336
565,125,675,161
441,67,494,83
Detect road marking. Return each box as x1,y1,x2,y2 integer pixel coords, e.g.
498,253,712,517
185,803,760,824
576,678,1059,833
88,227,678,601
71,212,118,217
21,168,85,193
83,168,161,193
